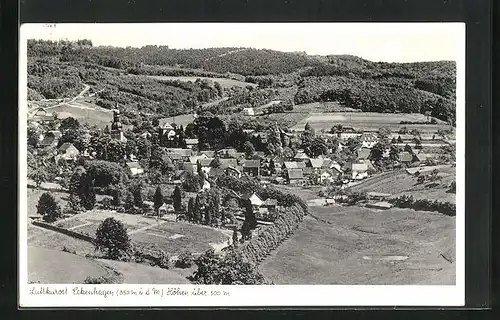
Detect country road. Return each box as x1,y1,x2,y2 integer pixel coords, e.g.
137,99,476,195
28,84,91,118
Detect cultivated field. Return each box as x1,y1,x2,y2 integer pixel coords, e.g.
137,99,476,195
290,112,449,132
260,205,455,285
290,102,358,113
148,75,257,89
28,246,117,284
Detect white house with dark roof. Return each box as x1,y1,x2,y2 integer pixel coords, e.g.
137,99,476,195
126,161,144,176
57,143,80,161
352,163,368,180
185,138,199,149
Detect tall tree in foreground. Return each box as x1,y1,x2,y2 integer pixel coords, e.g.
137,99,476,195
173,185,183,213
37,192,62,222
95,217,131,260
153,186,164,216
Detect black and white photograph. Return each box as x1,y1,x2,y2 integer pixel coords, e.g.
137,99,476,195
19,22,465,307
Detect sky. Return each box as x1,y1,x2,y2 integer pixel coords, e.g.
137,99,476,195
21,23,464,62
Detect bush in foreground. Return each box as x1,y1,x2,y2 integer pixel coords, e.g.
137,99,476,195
94,217,132,260
37,192,62,222
175,251,195,269
191,248,270,285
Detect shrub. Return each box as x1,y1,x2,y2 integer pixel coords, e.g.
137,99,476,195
37,192,62,222
83,276,114,284
156,250,171,269
175,251,195,269
99,197,113,209
94,217,131,260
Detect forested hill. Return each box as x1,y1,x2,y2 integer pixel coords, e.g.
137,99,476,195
26,39,457,125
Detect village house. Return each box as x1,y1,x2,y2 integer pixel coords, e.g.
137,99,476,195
360,133,378,148
217,148,237,158
306,158,324,173
261,198,278,211
197,158,215,174
286,168,305,185
185,138,199,149
139,131,152,139
241,192,263,209
166,148,193,162
293,150,309,162
159,122,176,140
357,147,371,160
242,159,261,177
225,166,242,178
339,127,361,140
33,108,57,124
126,161,144,176
219,158,239,169
352,163,368,180
242,107,255,116
201,150,216,158
57,143,80,161
398,151,414,164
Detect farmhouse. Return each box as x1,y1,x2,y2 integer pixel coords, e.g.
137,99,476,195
262,198,278,211
126,162,144,176
242,107,255,116
57,143,80,161
357,147,371,160
398,151,414,164
360,133,378,148
242,160,260,177
241,192,263,208
352,163,368,180
185,138,199,149
307,158,324,172
286,168,305,185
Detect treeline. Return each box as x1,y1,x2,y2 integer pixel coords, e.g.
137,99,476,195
294,76,456,124
27,58,222,117
239,203,305,265
390,195,456,216
126,64,230,79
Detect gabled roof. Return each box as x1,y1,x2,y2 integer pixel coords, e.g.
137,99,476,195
361,133,378,142
166,148,193,157
415,152,428,161
230,152,245,159
183,162,196,173
185,138,199,145
241,191,261,201
58,142,78,152
308,158,323,168
294,151,309,159
219,158,238,169
126,162,143,169
201,151,216,158
198,158,215,167
283,161,299,169
398,151,413,162
352,163,368,172
357,148,371,160
243,160,260,168
286,168,304,179
296,161,306,168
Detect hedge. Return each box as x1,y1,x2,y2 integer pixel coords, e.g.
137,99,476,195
390,195,456,216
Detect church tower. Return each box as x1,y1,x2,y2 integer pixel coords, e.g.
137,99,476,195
110,108,127,142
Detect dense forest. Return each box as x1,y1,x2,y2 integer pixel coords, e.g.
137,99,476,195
27,39,457,124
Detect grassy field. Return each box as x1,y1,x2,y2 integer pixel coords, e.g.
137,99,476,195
260,205,455,285
148,75,257,89
290,112,449,133
45,99,114,129
290,102,358,113
27,188,69,219
347,167,456,204
28,246,117,284
130,222,229,256
96,259,190,284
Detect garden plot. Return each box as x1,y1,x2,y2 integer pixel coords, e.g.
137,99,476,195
130,222,229,256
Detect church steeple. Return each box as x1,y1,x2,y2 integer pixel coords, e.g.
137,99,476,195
110,106,127,142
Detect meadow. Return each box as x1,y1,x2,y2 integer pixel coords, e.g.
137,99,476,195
259,205,455,285
148,75,257,89
290,112,449,132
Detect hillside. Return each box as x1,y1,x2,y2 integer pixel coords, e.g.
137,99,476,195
26,40,457,124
